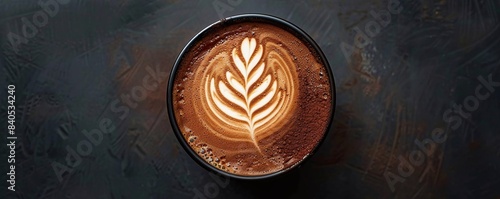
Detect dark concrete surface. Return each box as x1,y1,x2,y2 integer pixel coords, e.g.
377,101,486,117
1,0,499,198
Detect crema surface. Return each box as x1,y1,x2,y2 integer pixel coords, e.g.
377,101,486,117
172,21,332,176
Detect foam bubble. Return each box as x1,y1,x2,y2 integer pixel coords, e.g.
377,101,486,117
188,136,197,143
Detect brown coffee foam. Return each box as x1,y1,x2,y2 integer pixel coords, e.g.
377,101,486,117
173,21,332,176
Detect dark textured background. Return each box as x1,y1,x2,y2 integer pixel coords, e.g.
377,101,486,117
1,0,500,198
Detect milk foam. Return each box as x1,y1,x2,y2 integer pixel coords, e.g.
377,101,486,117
201,37,297,150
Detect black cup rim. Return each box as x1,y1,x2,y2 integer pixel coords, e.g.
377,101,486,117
167,13,336,180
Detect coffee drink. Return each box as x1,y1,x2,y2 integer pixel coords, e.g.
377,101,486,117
170,16,333,176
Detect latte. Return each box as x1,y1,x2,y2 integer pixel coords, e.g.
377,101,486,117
169,15,334,177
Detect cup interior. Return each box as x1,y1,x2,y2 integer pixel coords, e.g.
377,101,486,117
167,13,336,180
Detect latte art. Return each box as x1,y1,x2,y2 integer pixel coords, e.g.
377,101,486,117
171,20,333,176
202,37,297,150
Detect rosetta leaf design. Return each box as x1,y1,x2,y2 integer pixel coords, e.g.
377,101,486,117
207,37,278,151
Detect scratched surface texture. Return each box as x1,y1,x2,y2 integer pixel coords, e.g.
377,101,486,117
1,0,500,198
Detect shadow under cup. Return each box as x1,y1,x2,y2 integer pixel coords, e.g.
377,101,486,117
167,14,336,180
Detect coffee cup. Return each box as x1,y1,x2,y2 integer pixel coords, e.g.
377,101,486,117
167,14,336,179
